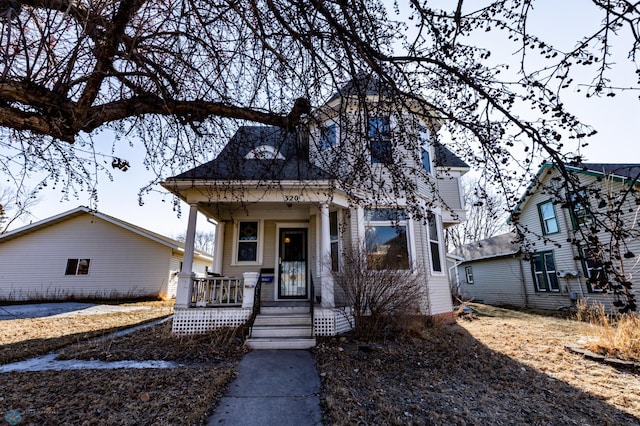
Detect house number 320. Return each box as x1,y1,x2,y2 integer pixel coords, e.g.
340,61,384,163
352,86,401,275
284,195,300,202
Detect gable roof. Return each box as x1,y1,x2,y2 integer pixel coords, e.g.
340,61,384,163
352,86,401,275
451,232,520,263
0,206,213,260
168,126,331,181
509,162,640,223
327,74,395,102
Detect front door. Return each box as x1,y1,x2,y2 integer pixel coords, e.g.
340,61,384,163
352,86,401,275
278,228,308,299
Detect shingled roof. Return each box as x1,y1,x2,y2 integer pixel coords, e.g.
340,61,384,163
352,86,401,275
170,126,331,181
451,232,520,262
434,144,470,169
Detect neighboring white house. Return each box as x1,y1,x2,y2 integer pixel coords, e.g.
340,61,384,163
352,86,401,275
0,206,213,301
452,162,640,312
161,75,470,346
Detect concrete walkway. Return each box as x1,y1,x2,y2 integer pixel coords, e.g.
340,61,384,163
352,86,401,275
207,350,322,425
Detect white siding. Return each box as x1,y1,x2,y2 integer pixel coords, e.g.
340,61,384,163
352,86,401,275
0,214,174,301
515,168,640,311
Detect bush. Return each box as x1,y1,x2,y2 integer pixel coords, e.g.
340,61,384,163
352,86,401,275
331,244,426,340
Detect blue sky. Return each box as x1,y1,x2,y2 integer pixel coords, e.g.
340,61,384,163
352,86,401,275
6,0,637,237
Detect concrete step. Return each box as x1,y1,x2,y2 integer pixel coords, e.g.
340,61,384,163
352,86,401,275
260,306,310,315
251,325,313,338
253,314,311,326
245,337,316,350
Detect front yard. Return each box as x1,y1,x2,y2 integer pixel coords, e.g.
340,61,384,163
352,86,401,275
0,302,638,424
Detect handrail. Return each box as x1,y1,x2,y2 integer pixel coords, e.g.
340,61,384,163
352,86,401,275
309,272,315,337
247,269,269,338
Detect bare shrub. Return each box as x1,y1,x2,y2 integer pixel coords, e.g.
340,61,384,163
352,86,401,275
331,244,425,340
577,300,640,362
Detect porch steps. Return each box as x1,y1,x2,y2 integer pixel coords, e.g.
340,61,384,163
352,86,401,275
246,306,315,350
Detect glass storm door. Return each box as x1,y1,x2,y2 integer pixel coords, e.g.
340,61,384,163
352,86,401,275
278,229,308,299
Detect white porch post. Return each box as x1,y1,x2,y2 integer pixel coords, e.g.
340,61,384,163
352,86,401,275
320,203,334,307
175,204,198,308
213,221,225,275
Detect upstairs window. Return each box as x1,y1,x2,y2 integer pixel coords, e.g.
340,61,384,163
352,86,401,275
421,148,432,174
419,126,432,174
569,191,593,229
538,200,559,234
320,123,337,151
65,258,90,275
368,116,391,164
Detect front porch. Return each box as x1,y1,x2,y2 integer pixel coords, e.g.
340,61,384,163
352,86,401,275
172,264,352,338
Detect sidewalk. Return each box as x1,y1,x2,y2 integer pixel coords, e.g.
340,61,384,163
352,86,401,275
207,350,322,425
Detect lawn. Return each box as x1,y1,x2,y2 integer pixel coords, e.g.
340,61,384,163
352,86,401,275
0,302,638,425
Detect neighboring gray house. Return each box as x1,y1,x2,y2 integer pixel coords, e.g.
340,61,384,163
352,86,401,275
0,206,213,301
450,232,527,307
161,75,470,347
452,162,640,312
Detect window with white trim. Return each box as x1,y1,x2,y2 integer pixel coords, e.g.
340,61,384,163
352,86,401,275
236,221,260,263
538,200,559,234
330,211,340,272
320,123,337,151
65,258,90,275
465,266,474,284
364,208,409,270
419,126,432,174
369,116,392,164
428,212,443,273
579,246,608,292
531,251,559,292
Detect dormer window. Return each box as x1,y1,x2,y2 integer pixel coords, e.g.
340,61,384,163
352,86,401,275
369,116,391,164
244,145,285,160
320,123,337,150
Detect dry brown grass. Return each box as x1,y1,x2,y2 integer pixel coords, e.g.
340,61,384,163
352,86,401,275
0,301,247,425
0,301,174,364
315,303,640,425
576,300,640,362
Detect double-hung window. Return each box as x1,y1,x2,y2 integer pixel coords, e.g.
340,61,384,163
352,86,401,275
465,266,474,284
428,212,443,273
368,116,392,164
236,221,260,263
419,126,432,174
65,258,90,275
531,251,559,292
569,191,593,228
364,208,409,270
579,246,608,292
538,200,559,234
320,123,337,151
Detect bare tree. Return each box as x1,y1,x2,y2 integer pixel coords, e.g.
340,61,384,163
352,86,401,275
446,177,511,251
175,230,215,255
0,1,639,309
0,185,39,233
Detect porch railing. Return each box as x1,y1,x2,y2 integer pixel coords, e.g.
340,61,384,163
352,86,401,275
191,276,242,306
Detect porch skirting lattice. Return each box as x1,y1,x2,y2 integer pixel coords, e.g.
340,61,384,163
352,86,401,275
172,307,353,336
172,307,251,335
314,307,353,336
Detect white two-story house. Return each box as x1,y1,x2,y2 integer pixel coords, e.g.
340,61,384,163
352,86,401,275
161,76,469,347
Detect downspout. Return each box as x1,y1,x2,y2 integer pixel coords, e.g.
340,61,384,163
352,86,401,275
558,198,584,301
517,251,529,307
